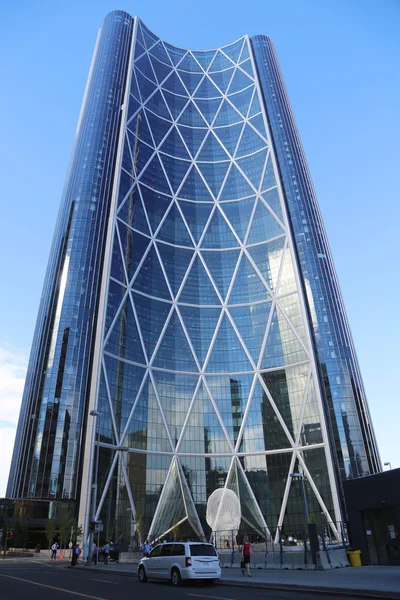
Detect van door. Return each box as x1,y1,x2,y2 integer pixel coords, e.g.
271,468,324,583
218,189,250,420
159,544,173,577
146,545,161,577
171,543,186,573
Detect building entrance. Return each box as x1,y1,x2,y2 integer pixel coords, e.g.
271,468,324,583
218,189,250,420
362,507,400,565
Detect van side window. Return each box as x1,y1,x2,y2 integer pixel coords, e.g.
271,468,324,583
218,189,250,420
171,543,185,556
161,544,172,556
149,545,161,558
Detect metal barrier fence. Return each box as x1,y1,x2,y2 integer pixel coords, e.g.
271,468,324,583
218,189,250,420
207,523,349,568
147,522,348,558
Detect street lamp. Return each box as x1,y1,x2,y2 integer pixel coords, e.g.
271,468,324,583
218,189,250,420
89,410,100,563
290,472,310,524
384,462,392,470
126,508,136,551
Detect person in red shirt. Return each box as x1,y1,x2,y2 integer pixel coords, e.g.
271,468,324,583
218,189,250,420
242,536,252,577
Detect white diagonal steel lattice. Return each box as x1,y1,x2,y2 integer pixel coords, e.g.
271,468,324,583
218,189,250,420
92,23,341,542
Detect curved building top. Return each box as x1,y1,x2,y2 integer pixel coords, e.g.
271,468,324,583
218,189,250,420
89,13,344,541
8,9,379,552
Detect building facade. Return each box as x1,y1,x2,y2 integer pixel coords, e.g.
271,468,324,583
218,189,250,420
8,12,380,547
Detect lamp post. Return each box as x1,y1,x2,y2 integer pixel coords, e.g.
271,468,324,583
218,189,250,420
384,462,392,470
126,508,135,551
89,410,100,562
290,473,310,524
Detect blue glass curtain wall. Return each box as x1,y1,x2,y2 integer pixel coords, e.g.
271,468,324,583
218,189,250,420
7,11,134,500
95,19,341,544
250,35,381,483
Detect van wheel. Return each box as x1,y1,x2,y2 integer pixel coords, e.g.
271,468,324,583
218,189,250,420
138,566,147,583
171,567,181,586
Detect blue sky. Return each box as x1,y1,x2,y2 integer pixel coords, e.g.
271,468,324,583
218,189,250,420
0,0,399,495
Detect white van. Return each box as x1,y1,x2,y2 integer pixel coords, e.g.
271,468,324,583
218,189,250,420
138,541,221,585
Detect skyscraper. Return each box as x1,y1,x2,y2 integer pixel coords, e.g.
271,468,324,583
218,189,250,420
8,11,380,547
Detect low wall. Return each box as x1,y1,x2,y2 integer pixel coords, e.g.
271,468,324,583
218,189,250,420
220,546,350,570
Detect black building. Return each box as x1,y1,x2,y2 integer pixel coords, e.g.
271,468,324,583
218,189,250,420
344,468,400,566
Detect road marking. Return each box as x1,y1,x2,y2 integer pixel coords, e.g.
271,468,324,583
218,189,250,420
92,579,118,585
186,595,235,600
0,573,110,599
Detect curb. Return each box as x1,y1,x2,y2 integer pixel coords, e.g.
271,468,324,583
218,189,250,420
68,565,136,577
69,565,400,599
216,579,400,600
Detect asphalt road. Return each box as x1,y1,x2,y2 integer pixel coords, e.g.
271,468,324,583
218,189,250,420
0,559,350,600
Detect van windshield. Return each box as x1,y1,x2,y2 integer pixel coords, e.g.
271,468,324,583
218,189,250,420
190,544,217,557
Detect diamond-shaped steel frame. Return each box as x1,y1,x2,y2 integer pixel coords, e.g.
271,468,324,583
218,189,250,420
87,18,342,543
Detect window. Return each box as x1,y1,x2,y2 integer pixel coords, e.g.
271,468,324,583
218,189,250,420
161,544,173,556
189,544,217,557
149,545,161,558
171,543,185,556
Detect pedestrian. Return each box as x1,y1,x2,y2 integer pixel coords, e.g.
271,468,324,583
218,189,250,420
103,541,110,565
71,543,77,567
142,539,151,557
51,541,59,560
242,536,252,577
92,545,99,564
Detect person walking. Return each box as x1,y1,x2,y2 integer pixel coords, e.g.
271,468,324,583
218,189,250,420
103,541,110,565
71,543,77,567
51,542,59,560
92,545,99,564
242,536,252,577
141,540,151,557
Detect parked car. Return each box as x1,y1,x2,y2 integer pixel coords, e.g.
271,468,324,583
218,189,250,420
98,543,121,562
138,541,221,586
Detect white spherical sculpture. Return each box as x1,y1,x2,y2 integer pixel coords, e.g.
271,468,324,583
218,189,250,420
206,488,241,535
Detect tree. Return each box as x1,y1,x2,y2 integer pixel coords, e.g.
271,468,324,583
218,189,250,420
45,518,57,548
171,520,181,541
59,515,72,550
13,518,28,549
58,514,83,549
0,512,9,554
70,519,82,543
0,512,8,531
135,516,144,547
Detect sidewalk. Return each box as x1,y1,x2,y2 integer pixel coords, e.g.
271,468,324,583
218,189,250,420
75,561,400,599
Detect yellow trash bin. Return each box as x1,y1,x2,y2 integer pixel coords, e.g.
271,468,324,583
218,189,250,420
348,550,362,567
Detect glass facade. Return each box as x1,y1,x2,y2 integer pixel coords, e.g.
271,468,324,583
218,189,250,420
7,11,134,500
89,18,345,544
9,13,380,547
251,36,381,482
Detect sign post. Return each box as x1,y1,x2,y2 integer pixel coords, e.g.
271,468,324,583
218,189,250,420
94,521,103,566
2,527,8,560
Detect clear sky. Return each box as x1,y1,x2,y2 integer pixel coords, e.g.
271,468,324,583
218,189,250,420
0,0,399,496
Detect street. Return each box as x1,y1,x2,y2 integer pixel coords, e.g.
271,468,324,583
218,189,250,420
0,559,356,600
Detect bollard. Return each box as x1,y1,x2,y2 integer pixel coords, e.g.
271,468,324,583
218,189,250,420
321,525,330,564
303,527,308,566
231,529,235,566
278,527,283,566
340,522,346,548
265,527,268,567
